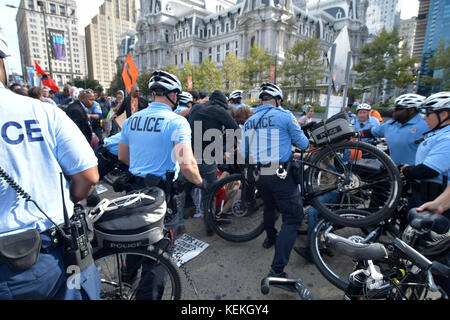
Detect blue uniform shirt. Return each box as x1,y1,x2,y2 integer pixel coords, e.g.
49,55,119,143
415,125,450,185
87,101,103,119
0,83,97,237
173,105,188,114
234,103,248,109
120,102,191,179
241,104,309,163
371,114,429,165
352,116,380,142
103,132,121,156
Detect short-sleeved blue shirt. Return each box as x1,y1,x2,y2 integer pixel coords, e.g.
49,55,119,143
103,132,121,156
173,105,188,114
371,114,429,165
87,101,103,119
241,104,309,163
0,83,97,237
352,116,380,142
120,102,191,179
415,125,450,185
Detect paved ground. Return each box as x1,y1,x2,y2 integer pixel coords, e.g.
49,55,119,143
89,182,343,301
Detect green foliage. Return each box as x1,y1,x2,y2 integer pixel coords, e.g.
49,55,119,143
353,28,417,105
242,45,272,89
222,54,244,91
195,57,223,92
108,71,126,96
136,71,153,98
71,77,102,92
279,38,325,102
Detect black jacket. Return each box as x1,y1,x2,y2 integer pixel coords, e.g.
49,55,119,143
115,96,149,118
188,90,239,159
66,101,93,143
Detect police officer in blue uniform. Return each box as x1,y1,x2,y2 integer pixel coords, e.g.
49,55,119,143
360,94,428,165
0,33,101,299
401,92,450,211
173,91,193,114
351,103,380,143
228,90,248,109
242,83,309,283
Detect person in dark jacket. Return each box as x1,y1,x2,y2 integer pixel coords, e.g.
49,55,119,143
112,85,148,119
66,89,94,143
186,90,239,234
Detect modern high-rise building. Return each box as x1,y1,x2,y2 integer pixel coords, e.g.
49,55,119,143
15,0,87,87
412,0,430,58
399,17,417,57
417,0,450,95
85,0,137,90
365,0,401,36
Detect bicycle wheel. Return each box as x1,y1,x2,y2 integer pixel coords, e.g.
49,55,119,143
306,140,402,227
94,246,182,300
309,209,389,291
205,173,265,242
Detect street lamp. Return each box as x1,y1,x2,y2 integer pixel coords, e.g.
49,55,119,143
6,1,53,78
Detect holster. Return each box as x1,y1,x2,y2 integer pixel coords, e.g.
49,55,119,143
0,229,41,272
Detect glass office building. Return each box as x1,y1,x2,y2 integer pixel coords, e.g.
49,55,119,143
418,0,450,95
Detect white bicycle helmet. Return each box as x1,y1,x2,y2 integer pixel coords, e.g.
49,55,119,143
229,90,243,100
394,94,426,109
148,70,182,93
72,88,83,101
420,92,450,112
259,83,283,101
178,91,193,105
356,103,371,111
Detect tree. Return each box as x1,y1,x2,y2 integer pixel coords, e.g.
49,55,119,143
136,71,152,99
71,77,102,92
108,70,126,96
353,28,417,106
279,38,325,105
222,54,244,91
421,39,450,92
242,44,272,89
195,57,223,92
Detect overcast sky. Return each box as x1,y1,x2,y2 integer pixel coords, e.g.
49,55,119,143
1,0,419,77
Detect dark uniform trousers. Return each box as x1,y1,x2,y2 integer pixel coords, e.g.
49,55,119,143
256,171,304,274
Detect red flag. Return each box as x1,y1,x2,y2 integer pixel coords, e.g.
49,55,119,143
33,60,59,92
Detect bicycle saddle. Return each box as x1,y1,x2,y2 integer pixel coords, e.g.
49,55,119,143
325,233,388,261
407,208,450,234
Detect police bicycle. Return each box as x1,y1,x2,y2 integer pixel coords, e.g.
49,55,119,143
87,187,183,300
320,209,449,300
205,112,403,242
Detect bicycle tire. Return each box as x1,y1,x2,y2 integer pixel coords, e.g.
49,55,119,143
205,173,265,242
306,140,402,227
94,245,182,300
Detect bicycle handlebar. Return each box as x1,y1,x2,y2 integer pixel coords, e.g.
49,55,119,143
260,277,313,300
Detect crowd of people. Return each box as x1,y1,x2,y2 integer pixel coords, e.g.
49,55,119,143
1,25,450,300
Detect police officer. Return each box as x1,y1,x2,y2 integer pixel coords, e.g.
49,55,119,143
0,32,100,299
117,70,206,299
401,92,450,211
360,94,428,165
174,91,194,114
351,103,380,143
228,90,248,109
241,83,309,284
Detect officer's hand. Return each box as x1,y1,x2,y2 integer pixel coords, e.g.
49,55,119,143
399,164,409,179
111,113,117,120
417,201,444,215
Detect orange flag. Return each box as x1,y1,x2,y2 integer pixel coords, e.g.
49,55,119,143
122,54,139,93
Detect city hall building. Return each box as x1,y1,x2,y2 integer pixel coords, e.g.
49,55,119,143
133,0,369,101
